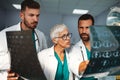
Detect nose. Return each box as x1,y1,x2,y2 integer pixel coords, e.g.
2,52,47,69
66,35,71,41
34,16,39,22
82,28,87,33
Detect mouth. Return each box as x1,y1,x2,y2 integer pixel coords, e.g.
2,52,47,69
32,21,38,24
81,33,89,37
81,35,89,39
31,23,38,27
66,42,70,45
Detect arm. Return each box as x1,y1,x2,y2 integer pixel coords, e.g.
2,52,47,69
7,70,30,80
79,60,89,74
69,45,89,78
69,47,83,78
7,70,19,80
0,32,11,80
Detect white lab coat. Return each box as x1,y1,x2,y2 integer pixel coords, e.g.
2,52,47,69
69,40,115,80
38,46,73,80
69,40,88,80
0,22,47,80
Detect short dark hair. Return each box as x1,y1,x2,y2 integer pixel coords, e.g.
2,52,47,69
21,0,40,11
78,14,94,25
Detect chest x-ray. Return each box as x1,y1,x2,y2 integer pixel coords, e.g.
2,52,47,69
83,25,120,77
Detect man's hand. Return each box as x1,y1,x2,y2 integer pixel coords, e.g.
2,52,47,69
7,70,19,80
79,60,89,74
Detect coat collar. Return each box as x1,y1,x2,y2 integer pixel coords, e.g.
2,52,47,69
48,45,68,56
76,39,85,47
47,46,55,56
15,22,21,31
17,22,37,31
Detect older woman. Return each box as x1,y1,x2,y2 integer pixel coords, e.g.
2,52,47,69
38,24,73,80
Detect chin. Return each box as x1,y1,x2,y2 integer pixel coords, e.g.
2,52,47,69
31,25,37,28
33,26,37,29
82,38,89,41
65,45,70,48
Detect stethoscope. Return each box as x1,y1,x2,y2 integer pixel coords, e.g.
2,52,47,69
20,24,40,50
80,46,85,61
34,30,40,52
34,30,40,47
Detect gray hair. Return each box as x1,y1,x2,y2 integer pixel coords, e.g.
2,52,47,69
50,24,68,39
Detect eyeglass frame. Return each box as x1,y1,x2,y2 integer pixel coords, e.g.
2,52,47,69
55,33,72,40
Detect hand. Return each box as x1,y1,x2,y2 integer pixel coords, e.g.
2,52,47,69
79,60,89,73
7,70,19,80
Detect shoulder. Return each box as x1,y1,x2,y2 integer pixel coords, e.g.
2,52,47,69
37,48,49,61
38,48,49,56
37,46,54,62
71,40,84,50
0,23,20,33
70,41,81,50
35,29,45,36
0,23,19,36
38,46,53,56
74,40,82,47
34,29,47,41
69,41,83,56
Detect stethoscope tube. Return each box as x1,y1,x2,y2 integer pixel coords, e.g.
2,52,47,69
34,30,40,51
80,46,85,61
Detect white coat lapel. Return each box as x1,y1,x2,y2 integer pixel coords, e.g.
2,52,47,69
48,46,58,79
78,40,88,60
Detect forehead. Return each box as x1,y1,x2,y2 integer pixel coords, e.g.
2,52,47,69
59,28,69,36
24,7,40,14
78,19,92,27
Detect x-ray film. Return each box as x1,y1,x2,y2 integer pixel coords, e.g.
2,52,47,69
6,30,46,80
83,26,120,77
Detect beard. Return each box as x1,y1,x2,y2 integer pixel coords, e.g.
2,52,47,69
24,18,38,30
80,33,90,42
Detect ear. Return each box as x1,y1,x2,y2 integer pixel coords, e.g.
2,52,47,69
52,38,58,44
20,11,24,20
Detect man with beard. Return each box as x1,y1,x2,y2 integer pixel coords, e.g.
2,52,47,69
69,14,97,80
0,0,47,80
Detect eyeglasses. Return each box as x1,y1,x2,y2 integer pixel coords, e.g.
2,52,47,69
55,33,72,40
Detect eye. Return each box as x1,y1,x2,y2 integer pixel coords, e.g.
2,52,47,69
79,27,83,29
36,14,40,17
29,14,34,17
61,34,66,38
66,33,70,36
86,27,89,28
